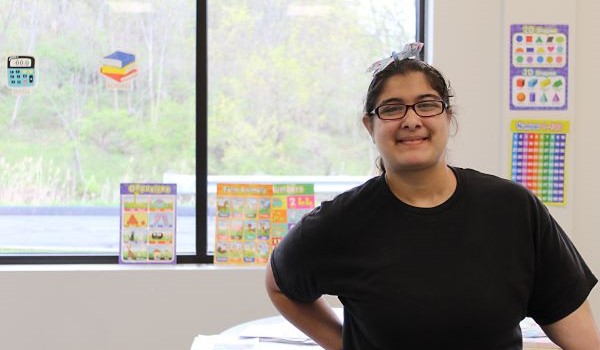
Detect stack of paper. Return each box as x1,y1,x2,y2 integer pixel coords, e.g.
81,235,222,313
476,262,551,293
238,322,317,345
190,335,259,350
520,317,547,339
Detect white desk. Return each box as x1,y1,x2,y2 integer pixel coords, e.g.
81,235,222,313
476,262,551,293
191,309,559,350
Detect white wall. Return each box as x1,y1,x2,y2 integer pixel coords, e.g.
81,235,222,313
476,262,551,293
431,0,600,322
0,266,279,349
2,1,600,349
0,265,339,349
573,0,600,325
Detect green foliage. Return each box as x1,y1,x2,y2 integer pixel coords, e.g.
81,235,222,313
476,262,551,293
0,0,416,204
207,0,415,176
0,156,76,205
0,0,196,205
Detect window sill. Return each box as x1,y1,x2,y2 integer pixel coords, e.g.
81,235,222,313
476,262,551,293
0,263,266,272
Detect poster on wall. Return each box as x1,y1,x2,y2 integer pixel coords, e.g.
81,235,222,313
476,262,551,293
510,24,568,110
510,120,569,206
120,183,177,264
271,184,315,250
214,183,314,266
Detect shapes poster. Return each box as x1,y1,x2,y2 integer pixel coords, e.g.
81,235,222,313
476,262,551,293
120,183,177,264
214,183,314,266
510,120,569,206
510,24,568,110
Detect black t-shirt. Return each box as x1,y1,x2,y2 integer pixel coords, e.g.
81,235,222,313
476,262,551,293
271,167,597,349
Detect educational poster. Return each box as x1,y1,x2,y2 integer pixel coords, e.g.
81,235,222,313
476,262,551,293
120,183,177,264
214,184,314,266
510,120,569,206
510,24,568,110
271,184,315,250
214,184,273,265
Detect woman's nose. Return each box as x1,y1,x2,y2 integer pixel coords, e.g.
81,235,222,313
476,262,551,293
401,108,423,130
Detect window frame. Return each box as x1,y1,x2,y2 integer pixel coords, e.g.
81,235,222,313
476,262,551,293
0,0,206,265
197,0,426,263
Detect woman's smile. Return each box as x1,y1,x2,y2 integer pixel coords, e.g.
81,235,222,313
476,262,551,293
396,135,430,145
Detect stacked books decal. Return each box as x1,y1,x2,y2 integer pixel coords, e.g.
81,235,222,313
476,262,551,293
100,51,138,83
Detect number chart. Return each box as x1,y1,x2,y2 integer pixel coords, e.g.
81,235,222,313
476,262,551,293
510,120,569,205
510,24,568,110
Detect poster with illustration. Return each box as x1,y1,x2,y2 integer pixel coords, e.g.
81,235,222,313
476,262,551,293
510,24,568,110
214,183,314,266
215,184,272,265
510,120,569,206
271,184,314,250
120,183,177,264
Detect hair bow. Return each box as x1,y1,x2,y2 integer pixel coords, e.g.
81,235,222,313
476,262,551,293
366,42,424,77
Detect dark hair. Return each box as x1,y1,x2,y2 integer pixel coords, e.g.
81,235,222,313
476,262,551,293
363,58,455,173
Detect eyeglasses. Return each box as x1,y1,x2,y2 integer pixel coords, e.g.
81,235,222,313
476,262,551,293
370,100,448,120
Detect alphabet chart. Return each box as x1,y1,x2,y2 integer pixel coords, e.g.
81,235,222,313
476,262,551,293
510,120,569,205
120,183,177,264
510,24,568,110
214,183,314,266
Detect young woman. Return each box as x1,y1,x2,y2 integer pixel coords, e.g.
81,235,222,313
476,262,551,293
265,44,599,350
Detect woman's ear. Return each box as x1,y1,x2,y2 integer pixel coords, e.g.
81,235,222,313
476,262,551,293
362,114,374,141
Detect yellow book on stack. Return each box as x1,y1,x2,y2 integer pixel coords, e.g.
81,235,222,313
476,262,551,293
100,62,137,75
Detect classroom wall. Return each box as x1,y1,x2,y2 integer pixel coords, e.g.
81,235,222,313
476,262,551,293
432,0,600,321
2,1,599,349
571,0,600,324
0,266,282,349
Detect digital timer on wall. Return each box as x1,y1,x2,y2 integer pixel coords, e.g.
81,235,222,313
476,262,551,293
7,55,36,88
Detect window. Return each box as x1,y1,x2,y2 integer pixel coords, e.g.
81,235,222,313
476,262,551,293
0,0,422,264
204,1,423,260
0,0,198,263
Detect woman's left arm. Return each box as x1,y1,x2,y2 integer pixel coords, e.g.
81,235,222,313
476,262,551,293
541,300,600,350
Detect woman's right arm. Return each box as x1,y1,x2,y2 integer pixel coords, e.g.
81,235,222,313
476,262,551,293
265,259,343,350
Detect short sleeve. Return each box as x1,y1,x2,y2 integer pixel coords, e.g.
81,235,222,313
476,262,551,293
527,197,598,325
270,215,322,302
